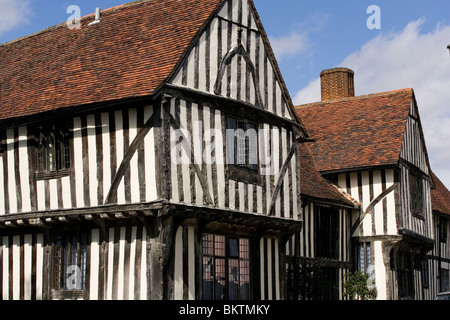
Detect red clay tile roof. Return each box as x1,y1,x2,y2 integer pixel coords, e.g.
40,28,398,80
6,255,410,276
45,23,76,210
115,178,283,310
295,89,413,173
300,143,356,207
0,0,223,122
431,172,450,216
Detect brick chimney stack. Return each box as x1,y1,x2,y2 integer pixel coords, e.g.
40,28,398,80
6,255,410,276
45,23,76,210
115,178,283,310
320,67,355,101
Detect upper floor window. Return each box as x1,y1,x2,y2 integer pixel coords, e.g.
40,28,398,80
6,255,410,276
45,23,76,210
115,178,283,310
226,117,258,171
409,171,424,218
38,123,71,172
440,219,448,243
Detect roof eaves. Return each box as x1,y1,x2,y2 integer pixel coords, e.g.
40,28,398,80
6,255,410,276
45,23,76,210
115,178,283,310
319,163,398,176
332,184,361,208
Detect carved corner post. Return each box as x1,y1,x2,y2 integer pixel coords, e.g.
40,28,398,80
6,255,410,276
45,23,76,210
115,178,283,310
382,238,402,300
145,213,178,300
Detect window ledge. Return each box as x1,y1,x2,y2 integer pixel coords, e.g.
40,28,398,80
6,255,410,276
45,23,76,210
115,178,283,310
412,211,426,221
37,168,71,180
228,165,261,185
51,289,85,300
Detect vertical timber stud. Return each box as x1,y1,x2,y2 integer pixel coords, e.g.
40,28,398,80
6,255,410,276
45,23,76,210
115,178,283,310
92,217,107,300
252,229,265,300
41,228,52,300
155,96,172,201
195,220,204,300
279,234,292,300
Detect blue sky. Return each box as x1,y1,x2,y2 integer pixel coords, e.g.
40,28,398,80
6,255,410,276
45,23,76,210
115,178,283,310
1,0,450,187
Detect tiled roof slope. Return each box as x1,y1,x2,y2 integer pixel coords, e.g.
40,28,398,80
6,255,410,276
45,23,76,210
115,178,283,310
300,143,356,207
0,0,223,122
431,171,450,216
295,89,413,173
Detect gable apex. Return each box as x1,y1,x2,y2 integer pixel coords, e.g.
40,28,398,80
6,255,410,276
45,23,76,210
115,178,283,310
399,90,432,175
168,0,304,129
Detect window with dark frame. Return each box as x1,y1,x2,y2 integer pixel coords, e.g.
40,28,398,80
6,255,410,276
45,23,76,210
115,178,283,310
397,251,414,299
409,171,424,218
441,268,449,292
53,232,88,292
354,242,371,275
38,123,71,173
440,219,448,243
314,206,339,260
421,258,430,287
226,117,258,171
202,233,250,300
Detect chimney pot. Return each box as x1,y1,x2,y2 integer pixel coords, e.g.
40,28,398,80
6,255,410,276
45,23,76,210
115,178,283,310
88,7,101,25
95,7,101,21
320,67,355,101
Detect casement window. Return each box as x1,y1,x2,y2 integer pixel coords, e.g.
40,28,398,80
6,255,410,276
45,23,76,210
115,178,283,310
226,117,258,171
397,251,414,299
421,258,430,287
354,242,371,275
440,219,448,243
441,269,449,292
202,233,250,300
38,123,71,173
409,171,424,218
52,231,88,299
314,206,339,259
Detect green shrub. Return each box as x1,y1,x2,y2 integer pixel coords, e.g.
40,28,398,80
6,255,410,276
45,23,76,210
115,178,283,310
343,271,378,300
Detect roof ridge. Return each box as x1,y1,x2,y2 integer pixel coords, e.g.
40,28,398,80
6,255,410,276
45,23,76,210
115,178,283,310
295,87,413,109
0,0,153,47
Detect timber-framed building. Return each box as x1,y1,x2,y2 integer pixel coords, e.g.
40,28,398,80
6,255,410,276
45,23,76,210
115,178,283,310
295,67,450,300
1,0,449,301
0,0,306,300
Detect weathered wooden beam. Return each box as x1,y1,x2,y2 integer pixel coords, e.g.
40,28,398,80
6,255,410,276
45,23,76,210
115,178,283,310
143,210,156,216
45,217,57,224
127,211,138,218
4,221,16,227
16,219,27,226
100,213,112,220
147,215,175,300
29,218,45,227
0,201,165,225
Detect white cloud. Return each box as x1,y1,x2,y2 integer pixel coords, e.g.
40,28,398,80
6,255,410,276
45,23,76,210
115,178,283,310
269,13,330,62
294,19,450,187
269,31,310,60
0,0,32,36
